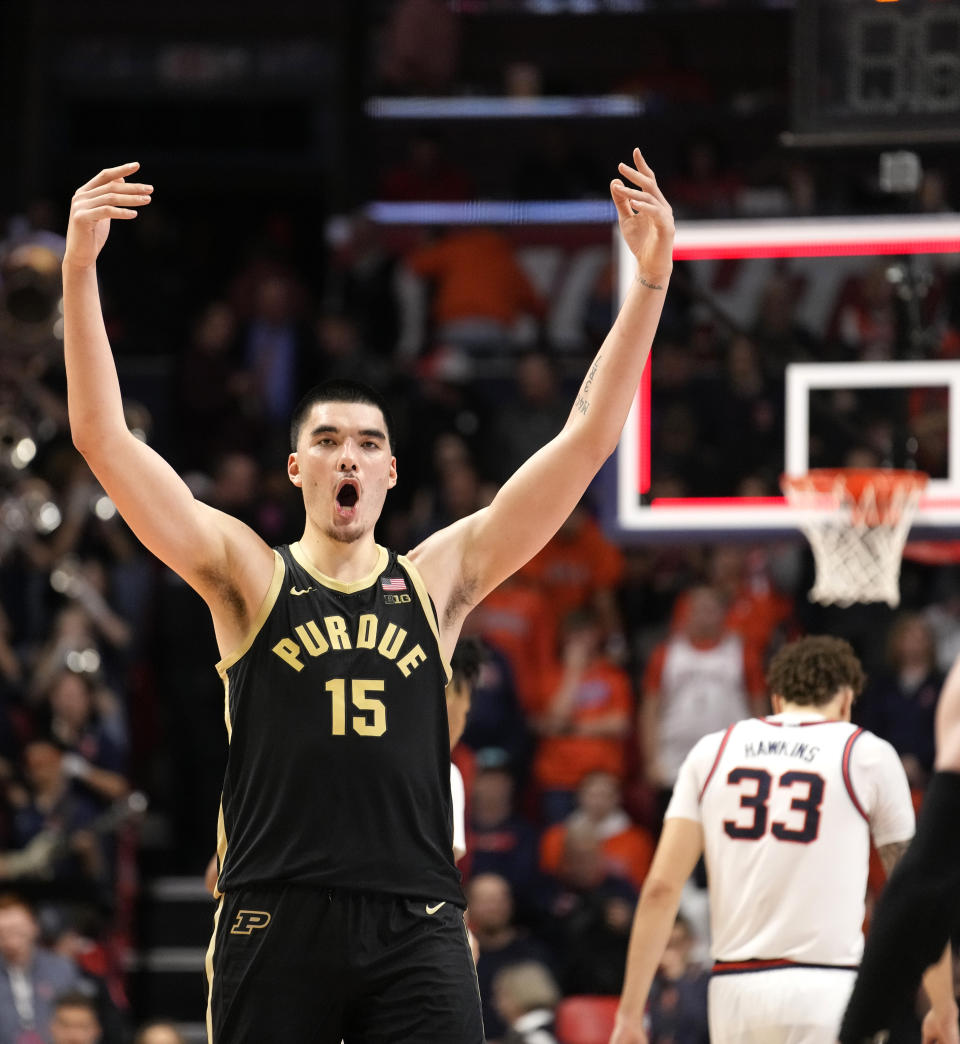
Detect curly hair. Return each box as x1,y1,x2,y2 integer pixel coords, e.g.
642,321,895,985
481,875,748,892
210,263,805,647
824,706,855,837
766,635,866,708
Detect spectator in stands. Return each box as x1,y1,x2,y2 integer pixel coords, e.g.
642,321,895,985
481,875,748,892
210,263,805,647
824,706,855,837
490,352,571,484
541,820,636,996
642,586,765,818
469,755,540,915
378,133,473,202
493,961,561,1044
532,607,633,824
519,499,626,649
49,990,101,1044
858,613,944,786
0,894,83,1042
646,914,709,1044
1,739,105,893
470,576,557,715
467,873,555,1043
404,227,544,364
459,644,530,771
539,772,654,893
133,1022,187,1044
670,545,792,662
43,670,128,804
378,0,461,93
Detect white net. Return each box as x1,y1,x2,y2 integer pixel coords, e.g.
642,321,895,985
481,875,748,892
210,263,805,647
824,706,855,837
781,470,928,609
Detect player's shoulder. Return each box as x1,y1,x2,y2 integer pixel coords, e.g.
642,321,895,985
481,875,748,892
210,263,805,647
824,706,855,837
845,724,903,768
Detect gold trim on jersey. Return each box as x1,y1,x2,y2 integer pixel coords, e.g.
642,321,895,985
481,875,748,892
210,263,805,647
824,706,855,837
215,550,286,676
291,541,389,592
205,894,224,1044
398,553,452,683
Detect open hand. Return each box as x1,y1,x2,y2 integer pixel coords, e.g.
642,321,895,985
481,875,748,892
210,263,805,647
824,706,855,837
610,148,674,287
63,162,153,270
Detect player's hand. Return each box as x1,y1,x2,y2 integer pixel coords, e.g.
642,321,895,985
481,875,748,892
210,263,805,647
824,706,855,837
610,148,674,286
609,1011,648,1044
64,162,152,270
922,1002,960,1044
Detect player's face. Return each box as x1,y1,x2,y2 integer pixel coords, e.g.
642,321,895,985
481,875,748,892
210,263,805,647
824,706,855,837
288,401,397,544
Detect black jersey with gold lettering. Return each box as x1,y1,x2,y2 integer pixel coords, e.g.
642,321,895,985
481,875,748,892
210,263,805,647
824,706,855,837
214,542,462,905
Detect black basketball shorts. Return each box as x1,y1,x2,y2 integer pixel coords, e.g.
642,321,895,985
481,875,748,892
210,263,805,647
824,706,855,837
206,885,485,1043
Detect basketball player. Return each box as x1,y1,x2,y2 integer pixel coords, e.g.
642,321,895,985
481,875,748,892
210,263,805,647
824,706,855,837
62,150,674,1044
609,636,956,1044
839,654,960,1044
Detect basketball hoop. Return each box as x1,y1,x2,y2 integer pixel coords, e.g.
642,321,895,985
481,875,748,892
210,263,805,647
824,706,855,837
780,469,929,608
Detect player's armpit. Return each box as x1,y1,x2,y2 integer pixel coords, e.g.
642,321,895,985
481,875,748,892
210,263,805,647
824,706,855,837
876,838,911,879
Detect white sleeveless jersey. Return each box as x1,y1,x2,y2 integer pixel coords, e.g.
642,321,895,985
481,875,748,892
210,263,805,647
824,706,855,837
666,712,915,968
659,634,751,785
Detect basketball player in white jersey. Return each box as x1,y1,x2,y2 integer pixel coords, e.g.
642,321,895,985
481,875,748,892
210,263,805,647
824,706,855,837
609,635,956,1044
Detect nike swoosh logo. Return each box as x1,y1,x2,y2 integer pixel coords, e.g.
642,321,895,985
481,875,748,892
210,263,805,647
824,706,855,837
290,586,314,596
425,902,446,915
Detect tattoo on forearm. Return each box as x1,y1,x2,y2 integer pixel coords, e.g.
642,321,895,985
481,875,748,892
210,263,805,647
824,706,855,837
877,839,910,877
637,276,664,291
574,356,601,416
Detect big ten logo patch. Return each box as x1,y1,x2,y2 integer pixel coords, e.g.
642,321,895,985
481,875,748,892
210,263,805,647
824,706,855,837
231,910,272,935
383,593,411,605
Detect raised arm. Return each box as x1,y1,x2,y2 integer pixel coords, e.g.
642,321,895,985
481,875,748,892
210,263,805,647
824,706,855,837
410,149,673,631
63,164,274,653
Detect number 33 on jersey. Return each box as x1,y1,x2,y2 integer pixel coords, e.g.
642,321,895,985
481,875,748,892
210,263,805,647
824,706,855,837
666,712,915,967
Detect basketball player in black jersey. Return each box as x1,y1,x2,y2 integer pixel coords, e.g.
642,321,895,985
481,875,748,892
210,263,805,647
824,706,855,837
61,149,674,1043
840,656,960,1044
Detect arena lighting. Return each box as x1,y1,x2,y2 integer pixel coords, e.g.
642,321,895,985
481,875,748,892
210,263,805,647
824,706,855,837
365,95,644,120
366,200,618,225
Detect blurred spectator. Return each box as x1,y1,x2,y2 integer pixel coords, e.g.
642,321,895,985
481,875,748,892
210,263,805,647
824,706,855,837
857,613,943,786
133,1023,186,1044
458,642,530,769
0,894,82,1042
532,608,633,824
2,739,107,898
468,756,540,915
323,214,403,358
470,576,557,714
646,915,709,1044
490,352,570,484
829,262,899,361
541,820,636,996
49,990,101,1044
378,134,473,202
668,136,742,219
468,873,555,1043
236,275,317,445
405,228,544,363
539,773,654,893
174,301,247,466
751,270,817,377
519,500,625,649
42,670,129,805
493,961,561,1044
670,545,792,661
642,586,765,815
378,0,461,93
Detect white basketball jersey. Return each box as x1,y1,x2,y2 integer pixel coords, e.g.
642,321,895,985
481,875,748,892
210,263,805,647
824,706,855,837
666,712,915,967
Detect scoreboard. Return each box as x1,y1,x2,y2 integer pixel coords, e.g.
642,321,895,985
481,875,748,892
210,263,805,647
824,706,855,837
791,0,960,144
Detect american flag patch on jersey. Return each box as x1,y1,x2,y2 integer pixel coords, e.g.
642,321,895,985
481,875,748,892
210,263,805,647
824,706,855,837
381,577,407,592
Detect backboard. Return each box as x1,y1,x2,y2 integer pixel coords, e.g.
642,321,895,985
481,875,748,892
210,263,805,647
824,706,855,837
611,215,960,539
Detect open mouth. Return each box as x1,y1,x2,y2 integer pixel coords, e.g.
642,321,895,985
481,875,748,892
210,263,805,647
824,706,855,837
336,482,359,514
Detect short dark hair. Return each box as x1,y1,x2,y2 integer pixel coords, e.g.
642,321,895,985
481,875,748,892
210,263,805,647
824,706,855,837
289,379,395,452
53,989,99,1018
766,636,866,708
450,637,484,689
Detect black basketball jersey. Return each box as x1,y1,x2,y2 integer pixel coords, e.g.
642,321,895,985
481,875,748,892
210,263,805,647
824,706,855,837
214,542,463,905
